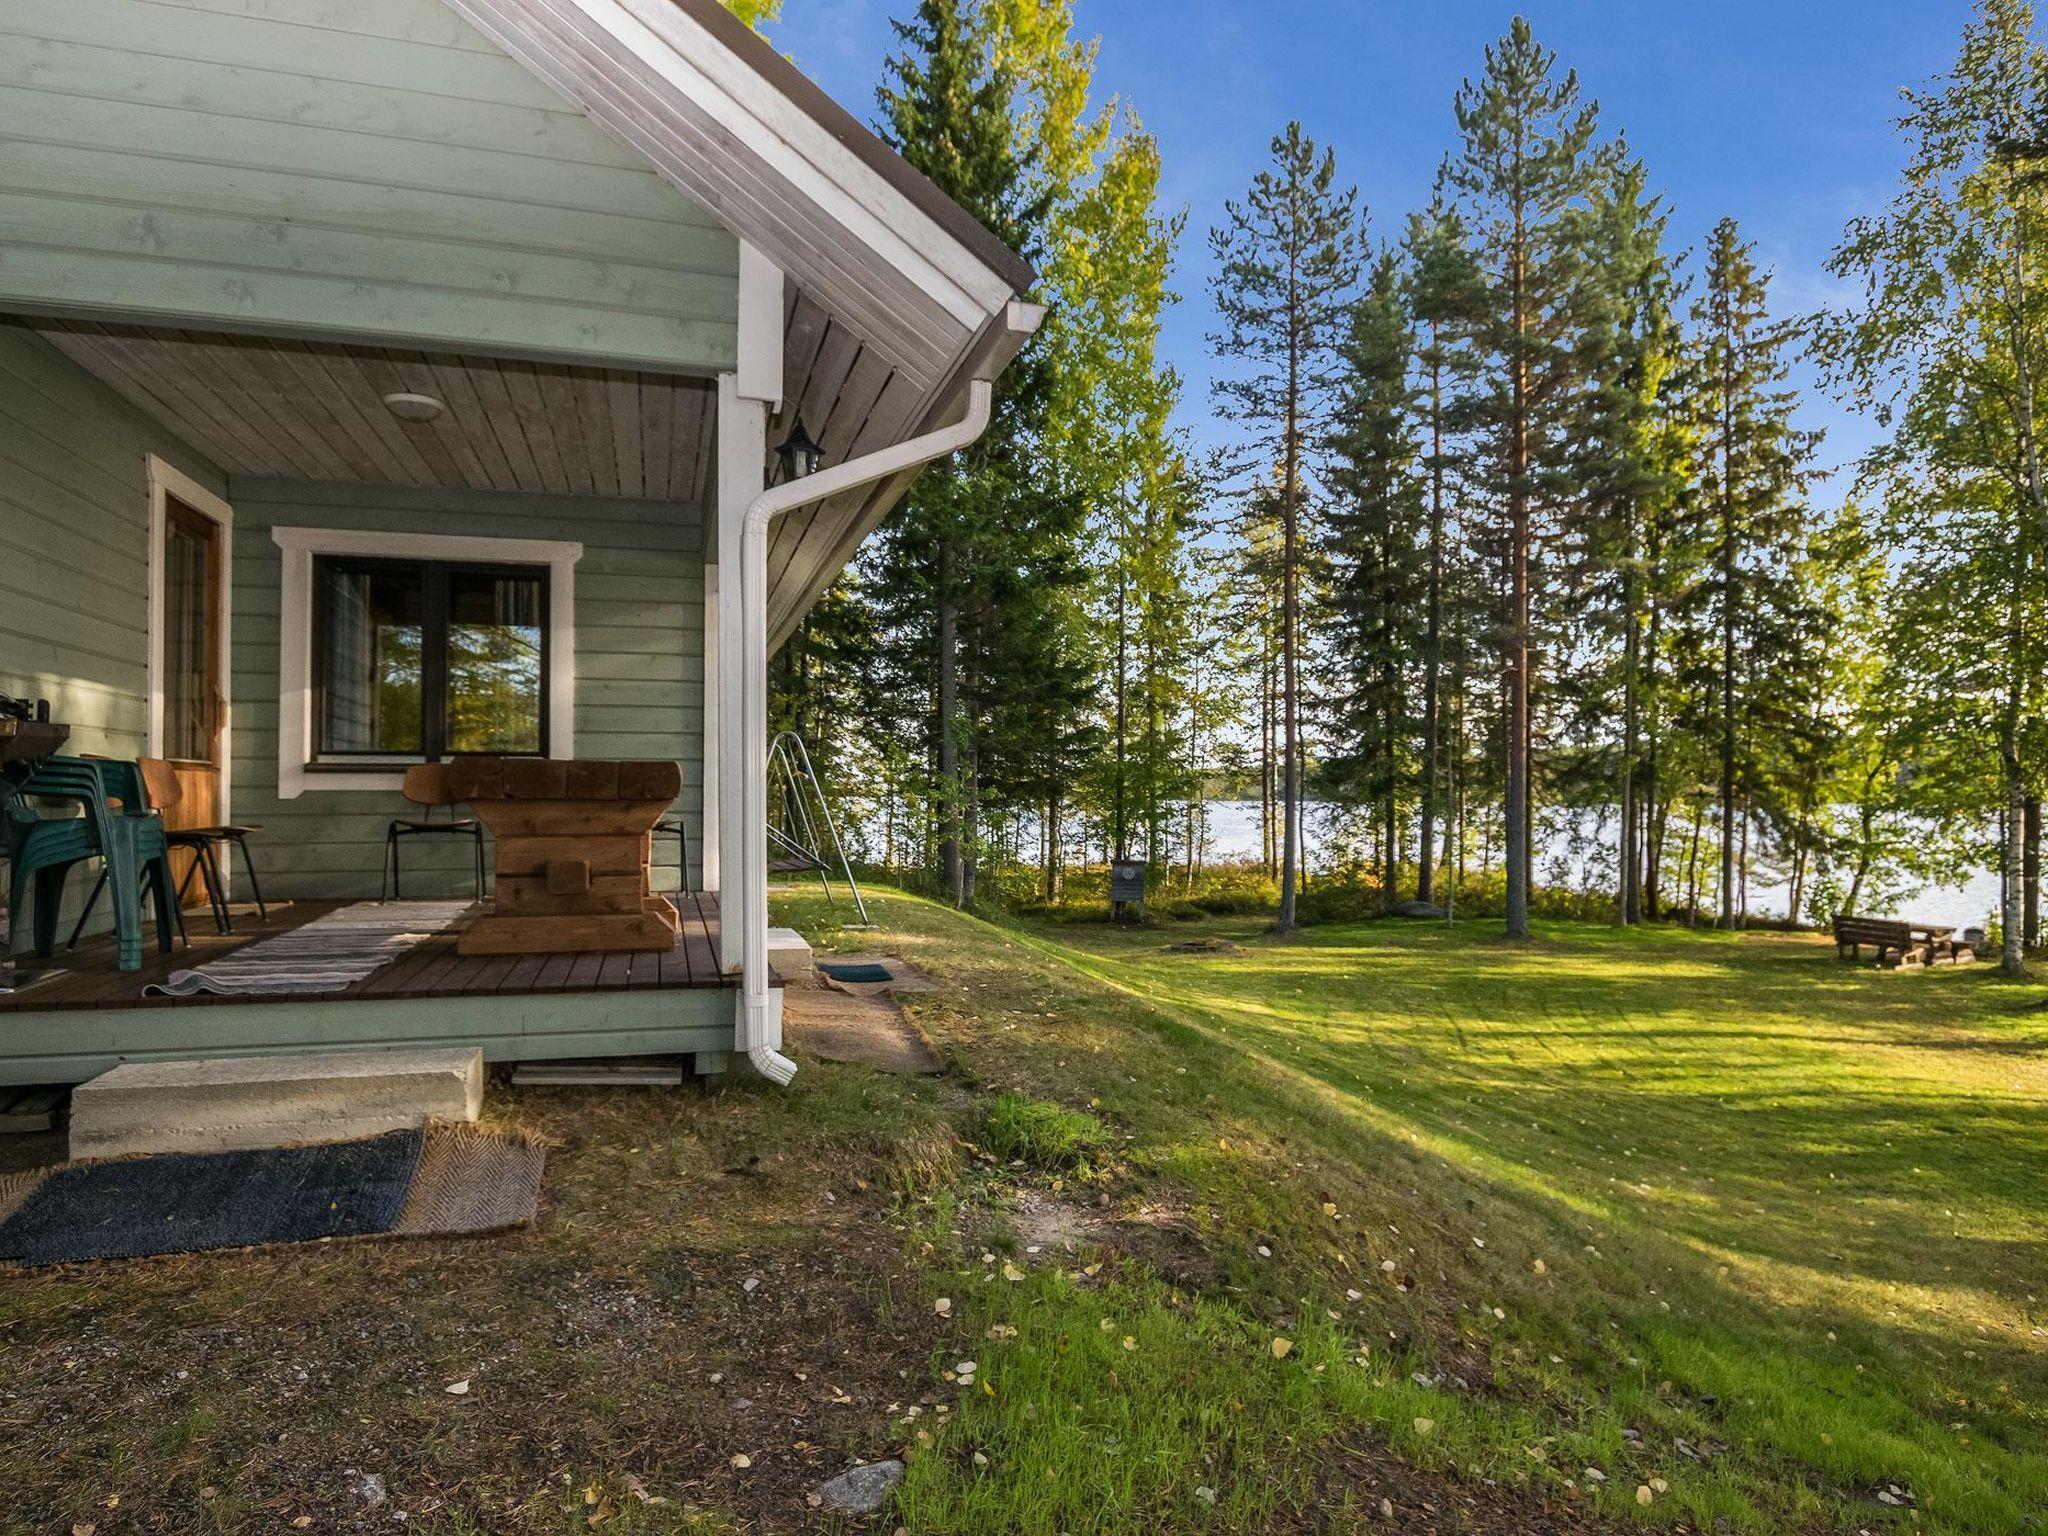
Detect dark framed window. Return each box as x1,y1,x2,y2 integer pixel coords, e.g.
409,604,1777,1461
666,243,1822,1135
313,555,548,762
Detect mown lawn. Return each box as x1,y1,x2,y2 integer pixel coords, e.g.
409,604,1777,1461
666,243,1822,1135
780,891,2048,1535
2,892,2042,1535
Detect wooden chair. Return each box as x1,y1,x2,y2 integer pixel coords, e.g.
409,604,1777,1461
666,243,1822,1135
136,758,267,934
383,763,486,901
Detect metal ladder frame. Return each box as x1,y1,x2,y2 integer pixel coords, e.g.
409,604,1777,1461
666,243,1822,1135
768,730,871,926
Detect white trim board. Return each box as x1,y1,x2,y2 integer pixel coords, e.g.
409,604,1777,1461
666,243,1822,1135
269,525,583,800
145,454,234,823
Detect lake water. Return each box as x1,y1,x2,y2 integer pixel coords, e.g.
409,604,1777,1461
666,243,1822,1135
1189,801,2005,932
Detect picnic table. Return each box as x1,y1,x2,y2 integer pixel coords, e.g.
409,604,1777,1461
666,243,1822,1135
444,758,683,957
1832,913,1976,969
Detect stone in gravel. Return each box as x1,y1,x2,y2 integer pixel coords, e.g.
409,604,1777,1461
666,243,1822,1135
350,1472,388,1507
819,1459,906,1515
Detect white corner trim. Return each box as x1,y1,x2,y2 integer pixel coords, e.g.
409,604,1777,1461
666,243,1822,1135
270,526,583,800
145,455,234,820
736,242,784,407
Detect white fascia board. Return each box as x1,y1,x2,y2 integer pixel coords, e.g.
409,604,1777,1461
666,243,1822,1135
576,0,1015,328
736,242,784,407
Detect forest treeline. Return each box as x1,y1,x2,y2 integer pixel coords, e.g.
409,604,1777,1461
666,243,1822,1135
763,0,2048,975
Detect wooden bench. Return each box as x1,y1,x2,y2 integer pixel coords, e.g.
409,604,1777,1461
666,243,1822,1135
1832,914,1974,969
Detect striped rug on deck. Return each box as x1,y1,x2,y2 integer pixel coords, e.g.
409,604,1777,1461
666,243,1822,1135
144,901,471,998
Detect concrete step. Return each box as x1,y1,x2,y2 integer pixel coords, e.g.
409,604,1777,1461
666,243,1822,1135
766,926,814,980
69,1048,483,1161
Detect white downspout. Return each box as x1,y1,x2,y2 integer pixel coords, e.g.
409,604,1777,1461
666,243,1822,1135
737,380,996,1084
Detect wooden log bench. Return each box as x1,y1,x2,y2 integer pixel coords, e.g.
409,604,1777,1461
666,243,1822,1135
445,758,683,957
1832,913,1974,969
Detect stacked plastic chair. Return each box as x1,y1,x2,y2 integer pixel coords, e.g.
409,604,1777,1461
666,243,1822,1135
3,755,179,971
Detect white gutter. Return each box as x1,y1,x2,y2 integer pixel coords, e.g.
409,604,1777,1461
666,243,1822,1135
736,379,996,1084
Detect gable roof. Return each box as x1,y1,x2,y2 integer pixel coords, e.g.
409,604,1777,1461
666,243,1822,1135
442,0,1036,401
674,0,1038,298
440,0,1043,641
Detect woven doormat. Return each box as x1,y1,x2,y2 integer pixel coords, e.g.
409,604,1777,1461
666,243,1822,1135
0,1124,545,1268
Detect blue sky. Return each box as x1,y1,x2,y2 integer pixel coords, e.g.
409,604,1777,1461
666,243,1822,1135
765,0,1970,491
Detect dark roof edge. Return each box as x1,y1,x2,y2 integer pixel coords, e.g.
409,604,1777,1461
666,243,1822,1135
671,0,1039,299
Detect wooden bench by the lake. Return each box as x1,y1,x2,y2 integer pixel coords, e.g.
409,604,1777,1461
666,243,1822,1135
1832,913,1976,970
442,759,683,957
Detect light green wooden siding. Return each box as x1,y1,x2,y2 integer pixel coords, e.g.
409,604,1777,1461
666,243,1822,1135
0,320,222,758
0,985,735,1086
0,0,738,372
0,321,224,941
228,478,706,900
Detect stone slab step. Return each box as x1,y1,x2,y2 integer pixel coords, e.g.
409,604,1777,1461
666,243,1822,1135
69,1048,483,1162
766,926,814,980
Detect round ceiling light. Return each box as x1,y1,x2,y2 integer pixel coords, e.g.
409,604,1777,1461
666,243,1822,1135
381,391,446,423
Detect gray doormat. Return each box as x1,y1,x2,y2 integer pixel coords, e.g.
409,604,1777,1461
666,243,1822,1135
816,953,938,995
0,1129,422,1265
0,1124,546,1267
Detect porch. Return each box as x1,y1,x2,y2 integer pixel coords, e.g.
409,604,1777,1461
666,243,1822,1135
0,895,738,1087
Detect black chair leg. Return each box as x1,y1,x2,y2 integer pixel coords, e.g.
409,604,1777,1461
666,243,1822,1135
473,826,485,900
229,833,268,920
67,866,110,949
386,828,403,901
200,841,232,934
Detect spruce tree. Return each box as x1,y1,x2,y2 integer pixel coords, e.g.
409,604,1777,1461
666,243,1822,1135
1323,248,1427,897
1209,124,1365,929
1403,199,1488,906
1567,153,1684,924
874,0,1062,906
1688,217,1816,928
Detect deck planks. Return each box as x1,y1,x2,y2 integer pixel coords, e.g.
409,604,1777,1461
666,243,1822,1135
0,895,733,1014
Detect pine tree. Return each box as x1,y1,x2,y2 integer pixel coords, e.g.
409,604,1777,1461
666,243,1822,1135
1209,124,1365,929
1445,18,1606,940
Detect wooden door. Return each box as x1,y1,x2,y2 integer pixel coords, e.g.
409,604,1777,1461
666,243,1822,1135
159,495,225,899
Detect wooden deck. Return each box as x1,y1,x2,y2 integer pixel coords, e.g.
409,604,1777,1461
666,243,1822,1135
0,895,734,1014
0,896,741,1085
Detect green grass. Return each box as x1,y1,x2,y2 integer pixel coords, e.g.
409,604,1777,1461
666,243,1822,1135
3,891,2040,1533
782,891,2048,1534
978,1093,1109,1170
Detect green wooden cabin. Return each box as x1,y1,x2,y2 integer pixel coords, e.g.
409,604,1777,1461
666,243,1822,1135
0,0,1039,1085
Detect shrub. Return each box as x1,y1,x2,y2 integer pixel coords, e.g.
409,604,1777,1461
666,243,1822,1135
980,1095,1108,1171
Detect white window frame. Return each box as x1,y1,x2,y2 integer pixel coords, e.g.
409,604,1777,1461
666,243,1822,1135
271,526,582,799
146,455,234,821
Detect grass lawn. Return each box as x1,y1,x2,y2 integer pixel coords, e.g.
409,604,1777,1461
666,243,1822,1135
2,893,2043,1534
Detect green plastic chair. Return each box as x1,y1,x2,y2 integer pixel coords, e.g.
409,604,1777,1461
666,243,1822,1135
3,755,177,971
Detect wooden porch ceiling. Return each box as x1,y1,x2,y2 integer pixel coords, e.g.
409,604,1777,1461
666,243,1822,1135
21,288,941,644
32,319,718,503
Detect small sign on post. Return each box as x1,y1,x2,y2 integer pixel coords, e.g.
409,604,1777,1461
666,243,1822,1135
1109,860,1147,921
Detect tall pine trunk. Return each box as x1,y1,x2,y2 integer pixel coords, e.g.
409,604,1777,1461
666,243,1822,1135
1418,345,1447,906
1620,568,1642,925
1277,258,1304,931
1504,212,1533,940
1717,380,1740,931
936,567,964,907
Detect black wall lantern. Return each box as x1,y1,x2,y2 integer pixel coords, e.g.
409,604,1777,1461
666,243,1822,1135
775,416,824,483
